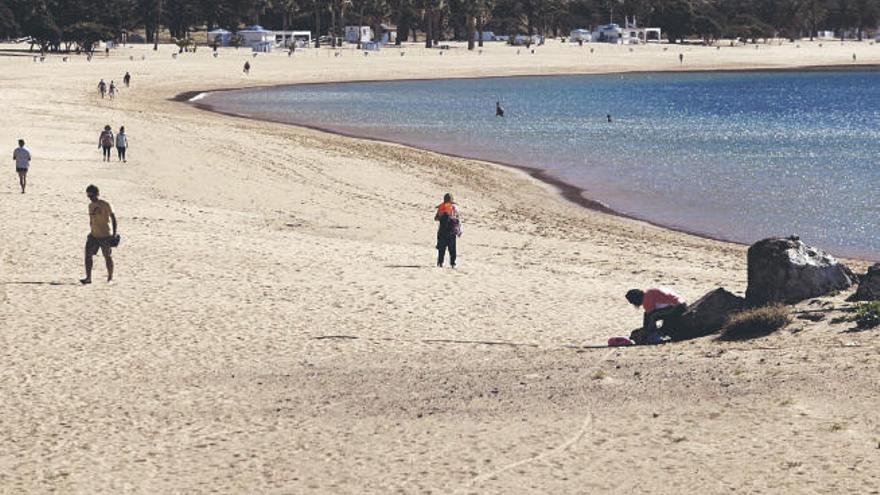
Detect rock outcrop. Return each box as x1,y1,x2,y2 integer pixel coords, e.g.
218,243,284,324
669,288,746,341
850,263,880,302
745,236,855,305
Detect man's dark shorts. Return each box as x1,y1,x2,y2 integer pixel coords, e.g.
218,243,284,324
85,234,113,257
16,168,27,174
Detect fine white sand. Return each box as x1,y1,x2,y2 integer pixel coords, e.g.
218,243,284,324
1,40,878,493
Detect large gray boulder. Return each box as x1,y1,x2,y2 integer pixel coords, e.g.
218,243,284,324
670,288,746,341
746,236,855,305
850,264,880,302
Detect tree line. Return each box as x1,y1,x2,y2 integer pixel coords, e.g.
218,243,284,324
2,0,878,53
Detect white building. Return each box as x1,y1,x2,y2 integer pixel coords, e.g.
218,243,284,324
207,28,232,46
238,25,275,51
274,30,312,47
569,29,592,42
593,18,661,44
345,26,373,44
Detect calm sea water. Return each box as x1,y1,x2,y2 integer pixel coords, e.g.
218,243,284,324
201,71,880,259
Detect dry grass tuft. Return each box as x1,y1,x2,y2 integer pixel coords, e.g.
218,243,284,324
719,304,791,340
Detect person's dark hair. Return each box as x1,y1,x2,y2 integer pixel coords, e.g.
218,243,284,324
119,126,125,133
86,184,99,196
443,193,452,203
104,125,111,131
18,139,24,146
625,289,644,307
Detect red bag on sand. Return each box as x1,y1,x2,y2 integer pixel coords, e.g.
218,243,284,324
608,337,635,347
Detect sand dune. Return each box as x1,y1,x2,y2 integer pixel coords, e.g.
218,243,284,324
1,40,878,493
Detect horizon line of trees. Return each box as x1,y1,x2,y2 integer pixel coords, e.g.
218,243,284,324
1,0,878,53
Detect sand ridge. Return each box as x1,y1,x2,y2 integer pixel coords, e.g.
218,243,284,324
1,40,878,493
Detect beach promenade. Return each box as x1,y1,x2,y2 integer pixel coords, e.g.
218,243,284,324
1,40,878,493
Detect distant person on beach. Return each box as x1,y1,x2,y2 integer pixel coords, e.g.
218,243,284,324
99,125,114,162
625,288,687,344
116,126,128,162
435,193,461,268
496,101,505,117
81,184,117,285
108,81,117,100
123,72,131,87
98,79,107,98
13,139,31,194
607,114,612,123
679,53,684,64
243,61,251,74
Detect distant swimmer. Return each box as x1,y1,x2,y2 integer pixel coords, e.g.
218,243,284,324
607,114,612,123
495,101,505,117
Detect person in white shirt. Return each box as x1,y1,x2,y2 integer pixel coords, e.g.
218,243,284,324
116,126,128,162
13,139,30,194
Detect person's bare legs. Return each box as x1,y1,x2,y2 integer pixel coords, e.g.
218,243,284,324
104,247,114,282
17,171,26,193
82,248,93,284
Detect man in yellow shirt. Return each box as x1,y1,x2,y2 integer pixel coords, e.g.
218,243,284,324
81,184,118,284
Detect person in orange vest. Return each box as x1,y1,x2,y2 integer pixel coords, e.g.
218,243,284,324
434,193,460,268
625,287,687,344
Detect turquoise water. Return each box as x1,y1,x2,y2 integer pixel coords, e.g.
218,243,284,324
201,71,880,259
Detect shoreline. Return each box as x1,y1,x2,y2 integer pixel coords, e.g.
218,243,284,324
175,64,880,261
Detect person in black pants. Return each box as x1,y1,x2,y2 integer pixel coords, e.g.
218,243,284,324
435,193,459,268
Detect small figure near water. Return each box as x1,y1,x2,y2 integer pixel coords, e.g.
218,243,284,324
435,193,461,268
243,61,251,74
679,53,684,64
606,114,612,123
625,287,688,345
123,71,131,88
495,101,505,118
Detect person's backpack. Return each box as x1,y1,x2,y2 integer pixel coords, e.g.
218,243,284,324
101,132,113,147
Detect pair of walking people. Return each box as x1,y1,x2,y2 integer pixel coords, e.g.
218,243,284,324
99,125,129,162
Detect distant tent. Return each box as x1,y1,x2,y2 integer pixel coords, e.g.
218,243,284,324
208,28,232,46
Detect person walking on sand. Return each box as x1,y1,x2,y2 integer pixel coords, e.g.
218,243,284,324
81,185,117,285
496,101,505,117
97,79,107,99
243,61,251,74
625,287,688,345
13,139,31,194
115,126,128,162
435,193,461,268
123,71,131,88
108,81,117,100
99,125,114,162
679,53,684,64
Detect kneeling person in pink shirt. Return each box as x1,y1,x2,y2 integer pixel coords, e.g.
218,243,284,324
626,287,687,344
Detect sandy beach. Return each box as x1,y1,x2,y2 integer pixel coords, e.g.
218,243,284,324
1,40,878,493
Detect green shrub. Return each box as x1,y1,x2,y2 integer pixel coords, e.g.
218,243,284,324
853,301,880,329
719,304,790,340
